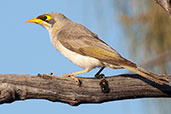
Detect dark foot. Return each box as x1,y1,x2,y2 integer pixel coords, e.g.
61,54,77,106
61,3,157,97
95,74,105,79
77,79,82,87
99,79,110,93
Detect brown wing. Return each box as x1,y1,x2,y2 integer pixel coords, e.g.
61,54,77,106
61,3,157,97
56,23,136,67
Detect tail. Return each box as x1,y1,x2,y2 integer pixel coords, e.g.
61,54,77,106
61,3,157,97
121,65,168,85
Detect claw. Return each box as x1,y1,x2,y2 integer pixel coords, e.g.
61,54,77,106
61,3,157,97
37,72,54,79
62,73,81,86
95,74,105,79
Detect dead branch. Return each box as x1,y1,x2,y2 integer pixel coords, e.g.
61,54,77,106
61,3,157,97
0,74,171,106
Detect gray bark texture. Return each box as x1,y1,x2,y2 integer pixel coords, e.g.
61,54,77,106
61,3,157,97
0,74,171,106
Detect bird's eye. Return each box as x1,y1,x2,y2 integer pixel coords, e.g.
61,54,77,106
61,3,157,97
41,16,47,21
38,15,52,22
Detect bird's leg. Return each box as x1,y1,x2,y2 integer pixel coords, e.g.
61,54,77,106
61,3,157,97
95,67,109,93
62,69,90,86
94,66,105,79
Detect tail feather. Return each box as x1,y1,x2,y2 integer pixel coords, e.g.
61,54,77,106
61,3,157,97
121,65,168,84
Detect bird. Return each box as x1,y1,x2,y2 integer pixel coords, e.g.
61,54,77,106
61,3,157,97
25,12,168,85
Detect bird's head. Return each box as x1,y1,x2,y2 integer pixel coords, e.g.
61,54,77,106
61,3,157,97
25,12,70,32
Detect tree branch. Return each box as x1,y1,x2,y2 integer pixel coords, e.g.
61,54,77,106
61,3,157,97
153,0,171,15
0,74,171,106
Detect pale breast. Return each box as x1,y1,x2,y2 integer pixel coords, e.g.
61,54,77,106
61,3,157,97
51,39,103,69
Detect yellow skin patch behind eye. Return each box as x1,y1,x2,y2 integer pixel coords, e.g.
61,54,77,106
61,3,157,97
44,15,52,21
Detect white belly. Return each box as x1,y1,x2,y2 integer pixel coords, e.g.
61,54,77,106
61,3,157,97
52,40,103,69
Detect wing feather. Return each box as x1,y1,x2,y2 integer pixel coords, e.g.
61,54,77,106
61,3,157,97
56,23,136,67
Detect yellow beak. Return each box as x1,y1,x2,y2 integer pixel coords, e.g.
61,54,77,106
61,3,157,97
25,18,49,27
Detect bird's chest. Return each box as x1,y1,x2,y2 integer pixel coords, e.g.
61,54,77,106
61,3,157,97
50,38,102,69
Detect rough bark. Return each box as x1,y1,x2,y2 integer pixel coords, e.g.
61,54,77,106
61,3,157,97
154,0,171,15
0,74,170,106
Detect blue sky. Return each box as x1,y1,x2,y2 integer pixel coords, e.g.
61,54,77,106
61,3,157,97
0,0,170,114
